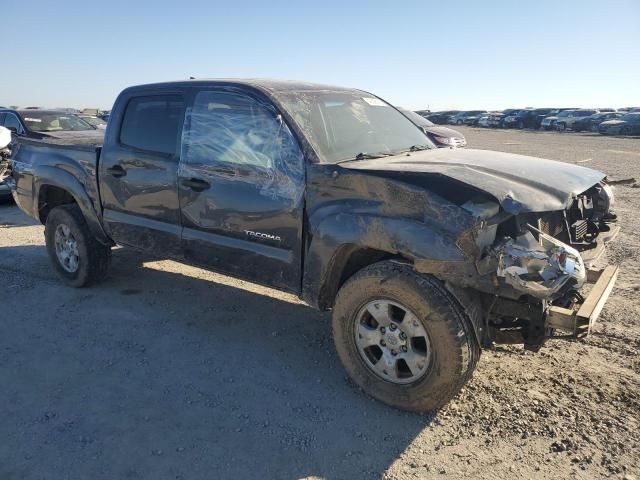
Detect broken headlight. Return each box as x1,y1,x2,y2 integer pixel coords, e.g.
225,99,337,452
496,224,585,299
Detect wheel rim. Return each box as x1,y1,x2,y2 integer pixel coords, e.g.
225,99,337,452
54,224,80,273
354,299,431,385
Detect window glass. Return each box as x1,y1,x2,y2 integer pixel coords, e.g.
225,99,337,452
181,90,304,200
20,112,94,132
120,95,184,155
0,113,6,125
277,91,430,163
4,114,23,133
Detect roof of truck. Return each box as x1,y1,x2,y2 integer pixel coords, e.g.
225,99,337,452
124,78,362,94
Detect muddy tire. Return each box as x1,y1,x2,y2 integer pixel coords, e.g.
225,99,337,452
45,204,111,287
332,261,480,412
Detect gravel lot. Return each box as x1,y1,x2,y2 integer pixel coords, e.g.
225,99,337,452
1,128,639,480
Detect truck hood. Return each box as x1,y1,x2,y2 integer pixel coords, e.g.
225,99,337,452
338,148,606,214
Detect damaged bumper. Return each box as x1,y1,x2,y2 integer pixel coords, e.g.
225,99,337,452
547,265,619,338
487,223,618,343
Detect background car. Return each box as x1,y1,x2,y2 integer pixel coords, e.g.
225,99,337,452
540,109,578,130
425,110,460,124
398,108,467,147
487,109,519,128
0,109,104,140
508,108,556,129
555,109,598,131
447,111,470,125
599,112,640,135
501,109,527,128
476,113,491,127
78,115,108,130
572,112,623,132
454,110,486,125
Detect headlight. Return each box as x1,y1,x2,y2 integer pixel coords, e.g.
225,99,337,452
434,135,453,145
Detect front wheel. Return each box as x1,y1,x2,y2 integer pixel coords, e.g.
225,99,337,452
332,261,480,411
45,204,112,287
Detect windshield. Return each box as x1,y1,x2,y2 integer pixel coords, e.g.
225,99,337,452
80,116,107,127
277,91,432,163
21,112,95,132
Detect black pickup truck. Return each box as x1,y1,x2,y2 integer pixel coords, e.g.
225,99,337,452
8,79,619,411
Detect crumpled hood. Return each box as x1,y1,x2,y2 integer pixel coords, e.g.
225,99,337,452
339,148,606,214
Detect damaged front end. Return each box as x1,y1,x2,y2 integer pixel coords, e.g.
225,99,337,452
457,182,619,351
497,226,585,300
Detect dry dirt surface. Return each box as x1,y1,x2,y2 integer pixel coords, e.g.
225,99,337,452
0,128,639,480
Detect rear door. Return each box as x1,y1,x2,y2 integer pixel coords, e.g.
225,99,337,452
99,91,185,256
177,87,305,292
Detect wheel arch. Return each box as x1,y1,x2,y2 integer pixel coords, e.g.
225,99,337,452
35,168,112,245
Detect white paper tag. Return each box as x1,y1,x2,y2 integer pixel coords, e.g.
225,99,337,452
25,118,42,122
362,97,387,107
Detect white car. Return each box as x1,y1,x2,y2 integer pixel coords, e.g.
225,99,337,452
555,109,598,131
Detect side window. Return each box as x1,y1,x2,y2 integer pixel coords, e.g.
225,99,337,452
120,95,184,155
0,113,6,125
182,90,304,200
4,114,24,134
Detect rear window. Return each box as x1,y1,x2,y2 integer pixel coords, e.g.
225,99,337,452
120,95,184,155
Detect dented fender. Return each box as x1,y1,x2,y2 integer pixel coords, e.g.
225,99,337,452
302,212,470,309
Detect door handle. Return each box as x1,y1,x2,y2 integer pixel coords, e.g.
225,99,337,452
106,165,126,178
181,178,210,192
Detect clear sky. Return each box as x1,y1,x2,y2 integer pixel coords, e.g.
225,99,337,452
3,0,639,111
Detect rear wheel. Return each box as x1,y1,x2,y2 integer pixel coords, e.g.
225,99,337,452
45,204,111,287
332,261,480,411
621,126,631,136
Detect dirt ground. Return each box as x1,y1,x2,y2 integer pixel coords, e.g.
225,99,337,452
0,127,638,480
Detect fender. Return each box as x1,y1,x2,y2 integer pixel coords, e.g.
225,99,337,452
33,166,112,246
302,212,471,309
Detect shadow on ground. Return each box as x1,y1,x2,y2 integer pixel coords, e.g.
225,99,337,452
0,245,435,480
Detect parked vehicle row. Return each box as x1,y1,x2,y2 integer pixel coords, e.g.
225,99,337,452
421,107,640,135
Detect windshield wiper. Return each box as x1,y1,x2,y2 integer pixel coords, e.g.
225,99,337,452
336,152,394,164
406,144,431,152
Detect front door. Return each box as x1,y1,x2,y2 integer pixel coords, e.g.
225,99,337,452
178,88,305,292
99,92,185,257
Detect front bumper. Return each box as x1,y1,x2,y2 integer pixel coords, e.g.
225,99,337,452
547,265,619,338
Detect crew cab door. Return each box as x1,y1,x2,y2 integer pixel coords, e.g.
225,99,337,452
178,88,305,292
99,92,185,256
